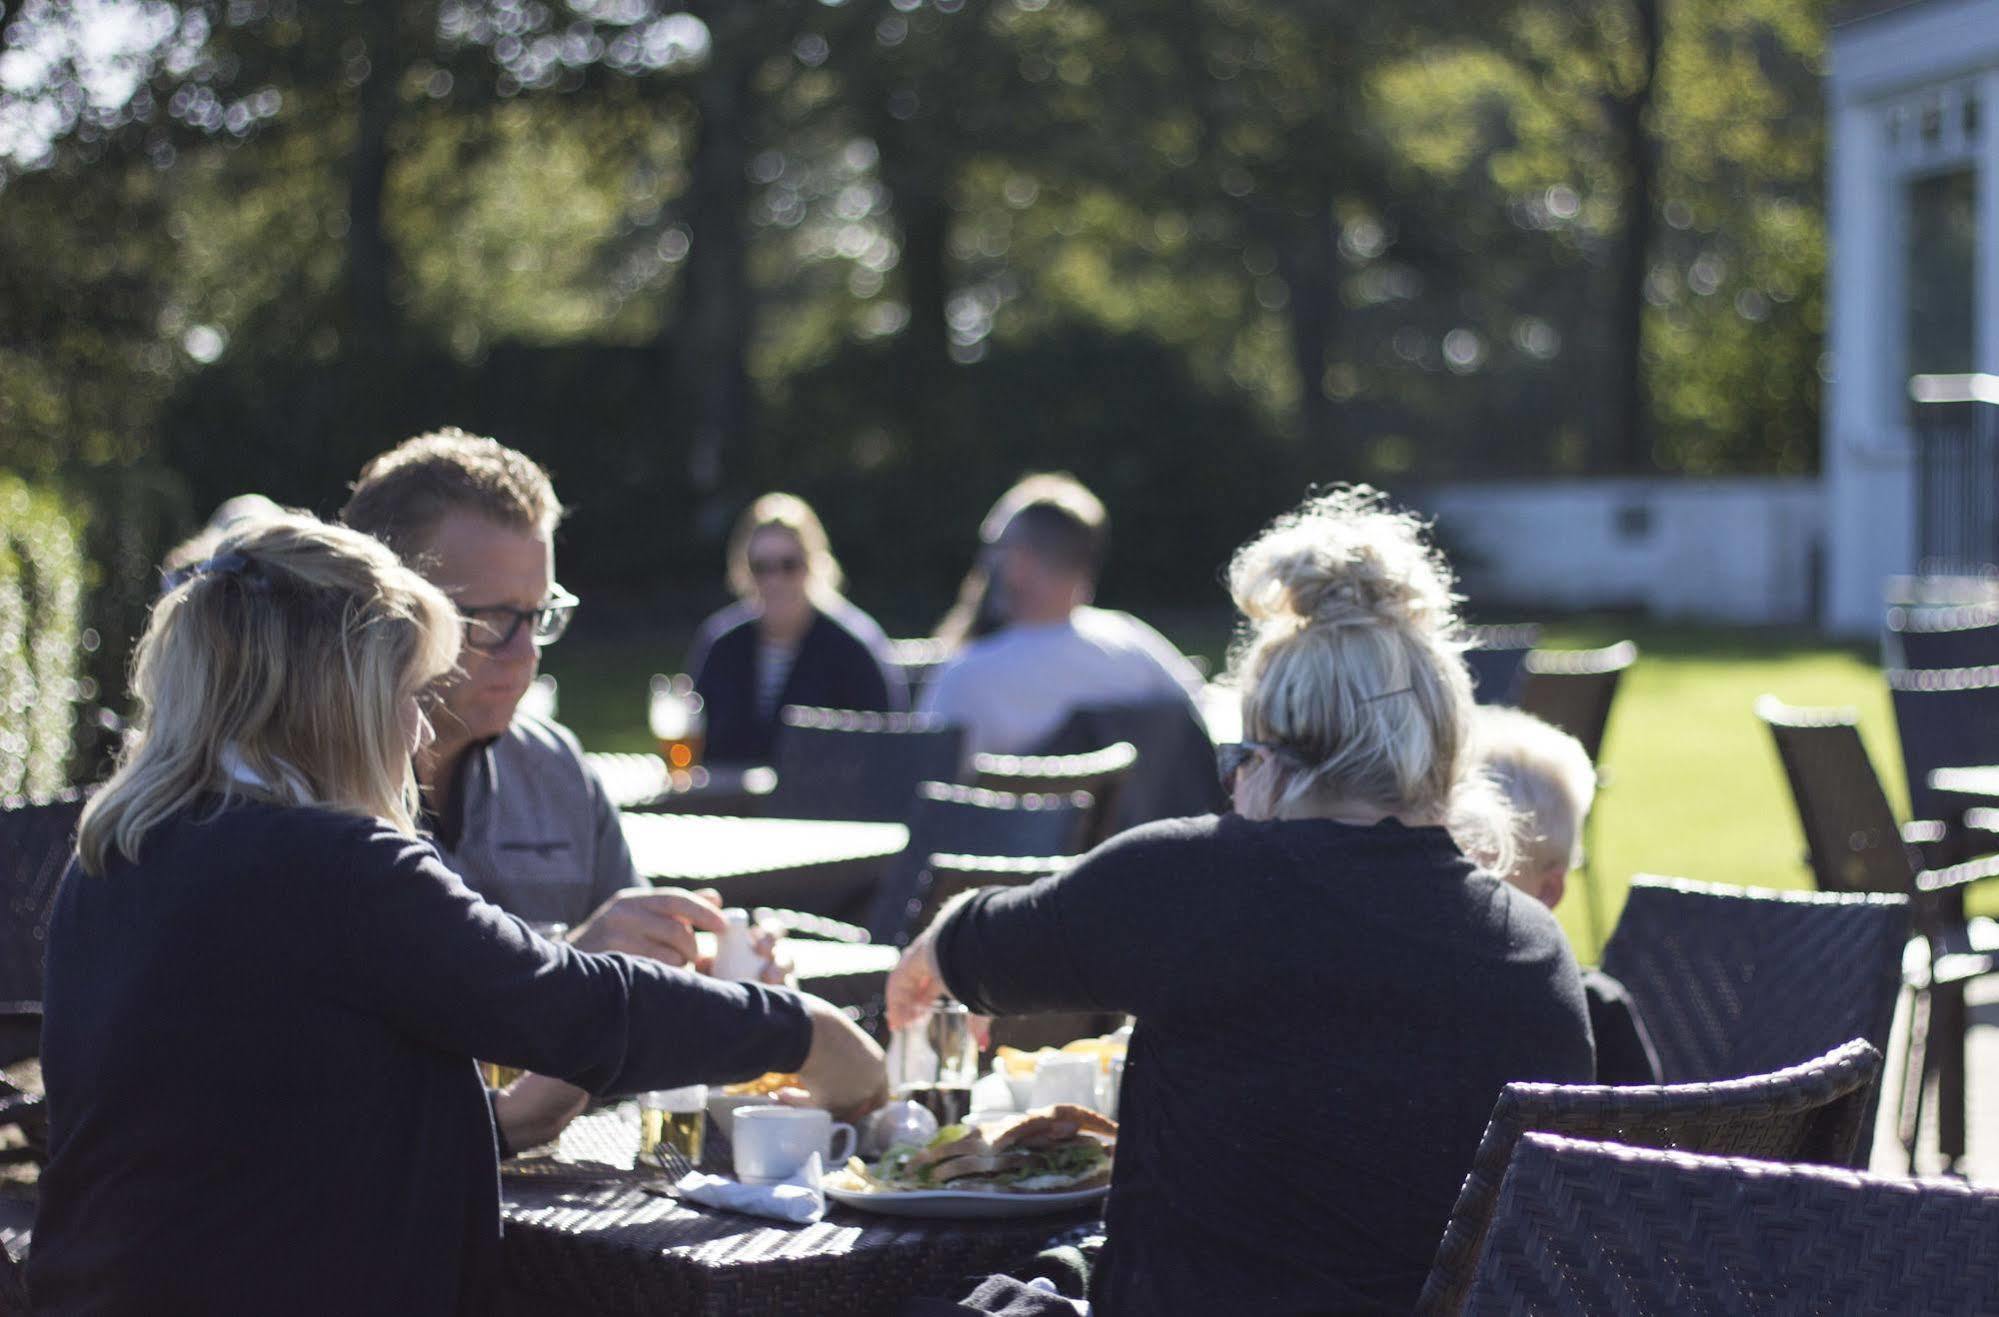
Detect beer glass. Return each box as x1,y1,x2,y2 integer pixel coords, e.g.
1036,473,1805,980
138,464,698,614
640,1084,707,1165
648,673,706,772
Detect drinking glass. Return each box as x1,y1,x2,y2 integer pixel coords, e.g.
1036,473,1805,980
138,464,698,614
640,1084,707,1165
887,998,980,1126
649,673,706,772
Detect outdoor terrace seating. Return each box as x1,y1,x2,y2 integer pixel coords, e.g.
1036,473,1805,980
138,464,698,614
1461,1132,1999,1315
1415,1038,1883,1315
765,707,964,824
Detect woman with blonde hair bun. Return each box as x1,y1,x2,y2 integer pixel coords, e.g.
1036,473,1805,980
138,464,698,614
887,487,1591,1315
31,511,885,1313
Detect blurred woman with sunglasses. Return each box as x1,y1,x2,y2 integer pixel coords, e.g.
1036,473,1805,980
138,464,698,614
689,492,905,764
887,487,1592,1315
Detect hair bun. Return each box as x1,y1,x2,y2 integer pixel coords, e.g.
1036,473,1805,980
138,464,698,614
1228,486,1458,637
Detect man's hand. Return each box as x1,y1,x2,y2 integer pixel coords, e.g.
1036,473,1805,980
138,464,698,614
793,995,889,1125
886,927,945,1031
567,888,728,965
494,1074,592,1152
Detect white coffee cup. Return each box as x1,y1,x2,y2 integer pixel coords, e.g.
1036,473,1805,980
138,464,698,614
1030,1053,1100,1111
732,1105,857,1185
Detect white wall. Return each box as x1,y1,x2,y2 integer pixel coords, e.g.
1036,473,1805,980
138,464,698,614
1823,0,1999,633
1411,478,1824,625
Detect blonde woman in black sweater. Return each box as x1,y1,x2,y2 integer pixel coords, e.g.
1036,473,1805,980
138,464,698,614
31,512,883,1315
889,487,1592,1315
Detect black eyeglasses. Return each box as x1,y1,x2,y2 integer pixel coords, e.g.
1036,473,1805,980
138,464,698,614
459,584,579,652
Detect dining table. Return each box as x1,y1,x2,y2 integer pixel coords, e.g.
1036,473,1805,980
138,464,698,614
498,1105,1100,1316
620,813,908,925
588,754,779,816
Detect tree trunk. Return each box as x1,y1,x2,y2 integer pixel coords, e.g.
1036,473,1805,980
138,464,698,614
883,137,952,380
667,18,756,506
346,0,400,355
1276,197,1342,468
1603,0,1663,472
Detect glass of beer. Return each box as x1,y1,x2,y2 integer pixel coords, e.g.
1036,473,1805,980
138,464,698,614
888,998,979,1127
649,674,706,772
640,1084,708,1167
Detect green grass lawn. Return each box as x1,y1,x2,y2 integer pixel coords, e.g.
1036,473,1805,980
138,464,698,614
545,615,1913,960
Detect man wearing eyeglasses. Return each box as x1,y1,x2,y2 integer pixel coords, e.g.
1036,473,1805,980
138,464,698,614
342,430,756,973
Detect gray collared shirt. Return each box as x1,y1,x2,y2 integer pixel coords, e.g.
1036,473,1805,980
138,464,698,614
428,713,640,926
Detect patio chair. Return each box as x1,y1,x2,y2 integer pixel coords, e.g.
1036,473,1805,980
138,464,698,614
1884,603,1999,670
887,638,952,706
1461,624,1541,707
1414,1038,1882,1315
0,1240,24,1317
1886,665,1999,830
764,707,964,824
1037,700,1229,833
1515,640,1636,943
972,741,1137,849
0,790,84,1168
865,784,1092,944
1597,876,1907,1167
1759,695,1999,1170
1461,1132,1999,1315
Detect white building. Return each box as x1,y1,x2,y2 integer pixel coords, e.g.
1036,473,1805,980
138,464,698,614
1824,0,1999,632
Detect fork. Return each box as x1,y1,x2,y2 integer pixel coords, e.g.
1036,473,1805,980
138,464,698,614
650,1140,697,1183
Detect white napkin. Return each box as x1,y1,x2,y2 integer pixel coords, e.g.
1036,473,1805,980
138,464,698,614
670,1152,826,1224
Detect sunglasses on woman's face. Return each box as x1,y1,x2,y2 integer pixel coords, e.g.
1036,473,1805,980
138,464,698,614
749,555,806,579
1216,740,1287,790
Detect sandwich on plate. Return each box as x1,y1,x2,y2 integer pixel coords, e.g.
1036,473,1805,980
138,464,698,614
831,1104,1116,1194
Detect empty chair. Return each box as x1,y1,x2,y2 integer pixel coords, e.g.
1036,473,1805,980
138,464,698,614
1886,665,1999,828
1759,695,1999,1171
1516,640,1636,765
1599,877,1907,1165
1415,1038,1882,1315
972,741,1138,848
1885,604,1999,670
1461,624,1541,707
1462,1132,1999,1315
764,707,964,823
864,784,1093,944
1037,700,1229,833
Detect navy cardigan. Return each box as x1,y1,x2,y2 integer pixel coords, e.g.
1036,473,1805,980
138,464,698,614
688,600,906,764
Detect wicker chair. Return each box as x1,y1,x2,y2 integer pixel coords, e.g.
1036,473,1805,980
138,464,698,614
0,1242,25,1317
1760,695,1999,1170
0,790,84,1168
1462,1132,1999,1315
1514,641,1635,942
1415,1038,1882,1315
1884,603,1999,670
1036,700,1229,834
972,741,1137,848
1461,624,1541,707
864,784,1092,944
1597,876,1907,1168
764,707,964,824
1885,665,1999,829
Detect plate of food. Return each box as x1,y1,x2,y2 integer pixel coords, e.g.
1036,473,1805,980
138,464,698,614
824,1103,1114,1219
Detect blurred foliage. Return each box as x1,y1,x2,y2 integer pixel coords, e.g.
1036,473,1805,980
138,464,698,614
0,0,1839,765
0,474,86,797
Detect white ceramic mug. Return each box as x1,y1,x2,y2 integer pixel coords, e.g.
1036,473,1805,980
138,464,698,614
732,1105,857,1185
1030,1053,1100,1111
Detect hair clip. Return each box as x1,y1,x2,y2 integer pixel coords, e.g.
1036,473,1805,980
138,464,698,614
160,552,258,594
1361,685,1414,703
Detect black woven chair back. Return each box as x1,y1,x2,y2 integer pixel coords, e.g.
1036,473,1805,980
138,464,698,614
1599,878,1907,1103
1886,666,1999,826
1,791,85,1017
1462,624,1541,706
0,1240,25,1317
1885,603,1999,670
1463,1131,1999,1315
865,785,1092,943
972,741,1137,848
765,708,964,823
1515,641,1636,764
1755,697,1914,897
1415,1038,1882,1315
906,853,1069,937
1037,700,1227,833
